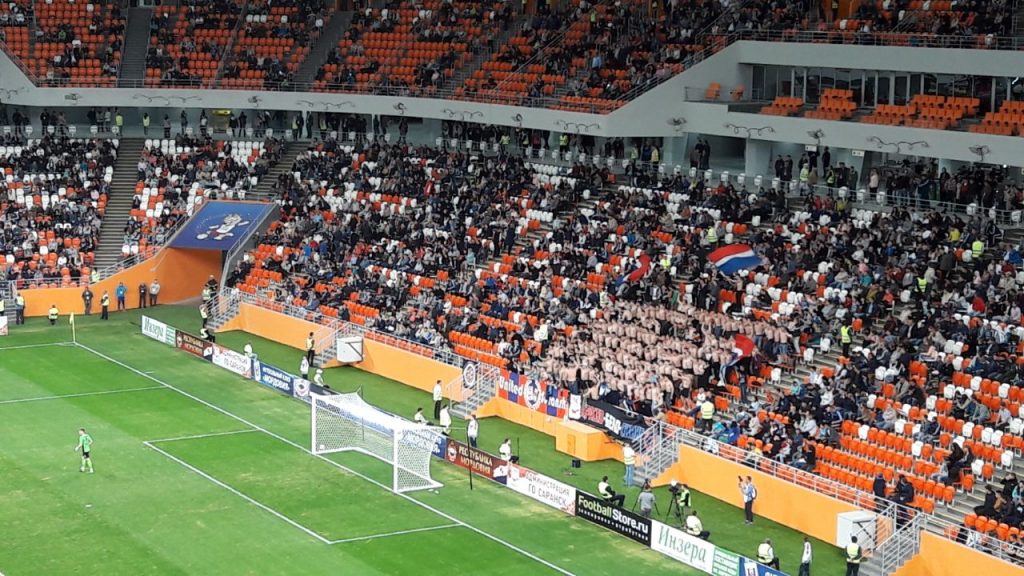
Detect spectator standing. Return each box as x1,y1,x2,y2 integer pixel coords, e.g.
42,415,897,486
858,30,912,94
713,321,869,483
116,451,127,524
142,112,150,135
439,405,451,435
115,282,127,311
799,536,813,576
433,379,443,420
622,442,636,487
82,286,93,316
740,476,757,524
467,415,479,448
149,280,160,306
163,114,171,138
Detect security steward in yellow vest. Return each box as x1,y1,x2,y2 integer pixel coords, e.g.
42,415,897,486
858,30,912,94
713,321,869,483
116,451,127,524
699,397,715,432
305,332,316,365
706,226,718,247
845,536,864,576
757,538,780,569
840,323,853,358
15,294,25,324
971,238,984,260
100,291,110,320
47,304,59,325
915,275,928,301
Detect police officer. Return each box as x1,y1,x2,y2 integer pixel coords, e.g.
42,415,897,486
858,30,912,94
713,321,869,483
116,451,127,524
82,285,94,315
47,304,59,325
757,538,780,570
840,322,853,358
845,536,863,576
305,331,316,365
100,290,110,320
14,293,25,324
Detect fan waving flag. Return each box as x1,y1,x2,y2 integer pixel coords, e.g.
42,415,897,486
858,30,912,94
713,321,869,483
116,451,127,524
732,334,756,359
708,244,762,275
625,252,651,283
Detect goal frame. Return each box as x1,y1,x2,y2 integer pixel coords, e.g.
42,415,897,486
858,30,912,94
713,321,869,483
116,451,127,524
310,392,444,494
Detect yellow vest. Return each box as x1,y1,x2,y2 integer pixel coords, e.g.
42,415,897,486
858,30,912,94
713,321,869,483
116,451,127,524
101,294,110,306
972,240,984,258
306,337,314,350
840,325,852,343
15,295,24,307
706,228,718,244
846,543,862,563
949,228,960,242
758,543,774,563
916,277,928,292
48,307,58,320
701,400,715,420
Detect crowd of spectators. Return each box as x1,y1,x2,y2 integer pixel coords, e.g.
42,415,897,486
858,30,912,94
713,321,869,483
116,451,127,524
0,135,118,287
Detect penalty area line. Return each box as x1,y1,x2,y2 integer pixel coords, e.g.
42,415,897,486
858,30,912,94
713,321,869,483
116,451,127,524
76,342,578,576
327,523,462,545
145,429,259,444
0,386,164,406
144,441,332,544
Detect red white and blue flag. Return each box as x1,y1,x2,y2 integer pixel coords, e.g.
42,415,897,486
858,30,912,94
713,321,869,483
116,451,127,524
708,244,762,275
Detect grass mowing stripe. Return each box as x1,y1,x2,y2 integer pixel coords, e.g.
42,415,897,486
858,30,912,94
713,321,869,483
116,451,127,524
146,429,258,443
143,441,333,544
76,342,578,576
327,523,462,545
0,386,164,405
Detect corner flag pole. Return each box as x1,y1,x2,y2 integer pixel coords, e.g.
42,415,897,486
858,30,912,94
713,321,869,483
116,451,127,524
70,312,77,344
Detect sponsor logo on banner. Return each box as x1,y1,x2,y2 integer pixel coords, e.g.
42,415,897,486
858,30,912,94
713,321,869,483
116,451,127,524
431,434,448,459
211,345,253,378
293,378,311,400
507,464,576,514
499,372,569,417
0,316,7,336
651,521,716,573
714,549,742,575
252,361,295,395
575,491,652,546
176,331,212,360
462,361,478,389
141,316,176,346
523,378,543,410
575,399,648,442
444,439,508,484
741,558,783,576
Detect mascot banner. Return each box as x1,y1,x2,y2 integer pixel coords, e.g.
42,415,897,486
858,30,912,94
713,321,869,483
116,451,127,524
170,201,276,250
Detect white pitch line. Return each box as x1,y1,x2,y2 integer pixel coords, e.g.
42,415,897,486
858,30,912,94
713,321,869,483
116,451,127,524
0,386,164,406
0,341,75,351
146,429,258,444
328,523,461,545
76,343,577,576
144,441,332,544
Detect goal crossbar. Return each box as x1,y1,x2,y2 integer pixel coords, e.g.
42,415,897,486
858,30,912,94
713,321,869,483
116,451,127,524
310,392,444,493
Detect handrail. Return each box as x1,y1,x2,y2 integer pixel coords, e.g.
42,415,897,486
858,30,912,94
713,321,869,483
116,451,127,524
648,420,1024,567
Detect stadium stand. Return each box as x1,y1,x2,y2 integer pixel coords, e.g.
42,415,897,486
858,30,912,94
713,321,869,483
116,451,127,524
145,0,243,88
0,135,119,288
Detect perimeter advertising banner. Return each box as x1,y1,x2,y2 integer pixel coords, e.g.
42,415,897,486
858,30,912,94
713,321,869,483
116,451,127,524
740,559,785,576
211,344,254,378
252,360,295,396
650,521,717,573
176,330,213,360
141,316,176,346
444,439,508,484
499,372,569,418
0,316,7,336
575,491,652,546
507,463,576,515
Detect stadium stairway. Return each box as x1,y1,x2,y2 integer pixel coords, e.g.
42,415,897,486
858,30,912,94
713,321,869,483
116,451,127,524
448,16,529,91
118,7,153,87
247,141,301,201
92,138,146,272
294,10,353,86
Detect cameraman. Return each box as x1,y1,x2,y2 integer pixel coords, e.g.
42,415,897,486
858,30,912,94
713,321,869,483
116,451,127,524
669,480,691,520
637,483,657,518
598,476,626,507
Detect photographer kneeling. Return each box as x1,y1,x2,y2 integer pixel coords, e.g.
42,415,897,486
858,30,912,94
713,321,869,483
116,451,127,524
598,476,626,507
685,510,710,540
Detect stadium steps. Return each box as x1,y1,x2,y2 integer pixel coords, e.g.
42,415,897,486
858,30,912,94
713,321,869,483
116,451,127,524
247,142,302,201
294,10,353,85
449,365,502,420
448,15,529,91
92,138,147,272
118,7,153,88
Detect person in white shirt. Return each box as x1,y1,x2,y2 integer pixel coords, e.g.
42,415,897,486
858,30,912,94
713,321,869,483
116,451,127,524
243,342,256,360
499,438,512,461
439,405,451,435
597,475,625,507
757,538,779,570
414,407,428,425
467,415,479,448
313,368,328,390
433,380,443,420
685,510,710,540
299,356,310,379
799,536,812,576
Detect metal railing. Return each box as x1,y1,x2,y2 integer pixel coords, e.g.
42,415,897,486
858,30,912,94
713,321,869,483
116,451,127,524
635,418,1024,567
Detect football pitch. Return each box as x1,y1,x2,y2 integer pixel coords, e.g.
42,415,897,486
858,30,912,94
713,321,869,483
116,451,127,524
0,306,845,575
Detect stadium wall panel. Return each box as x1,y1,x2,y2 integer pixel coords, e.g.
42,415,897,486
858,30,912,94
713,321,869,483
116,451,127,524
892,532,1021,576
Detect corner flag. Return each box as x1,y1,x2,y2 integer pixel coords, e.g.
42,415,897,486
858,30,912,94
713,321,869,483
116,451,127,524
70,313,77,343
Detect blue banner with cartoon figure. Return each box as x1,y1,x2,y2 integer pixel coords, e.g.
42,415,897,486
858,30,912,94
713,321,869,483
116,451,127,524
169,201,275,250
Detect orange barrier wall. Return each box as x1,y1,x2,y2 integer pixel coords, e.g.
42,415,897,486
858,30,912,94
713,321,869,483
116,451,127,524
221,302,465,401
20,248,220,317
475,398,624,462
892,532,1023,576
653,443,857,544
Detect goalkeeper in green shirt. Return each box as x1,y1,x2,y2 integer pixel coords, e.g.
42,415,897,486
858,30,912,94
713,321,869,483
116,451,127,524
75,428,94,473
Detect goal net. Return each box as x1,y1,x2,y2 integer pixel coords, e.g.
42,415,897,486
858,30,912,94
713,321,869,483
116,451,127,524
310,392,444,493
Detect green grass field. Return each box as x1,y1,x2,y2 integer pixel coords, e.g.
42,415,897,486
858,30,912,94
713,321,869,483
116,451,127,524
0,306,845,575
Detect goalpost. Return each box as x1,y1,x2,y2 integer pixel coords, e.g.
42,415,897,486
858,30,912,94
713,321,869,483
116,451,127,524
310,392,444,494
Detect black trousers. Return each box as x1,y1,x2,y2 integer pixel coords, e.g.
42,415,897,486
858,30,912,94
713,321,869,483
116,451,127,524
101,306,109,320
845,563,860,576
305,349,315,365
16,310,25,324
744,500,754,522
799,561,811,576
150,293,158,306
434,400,442,420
